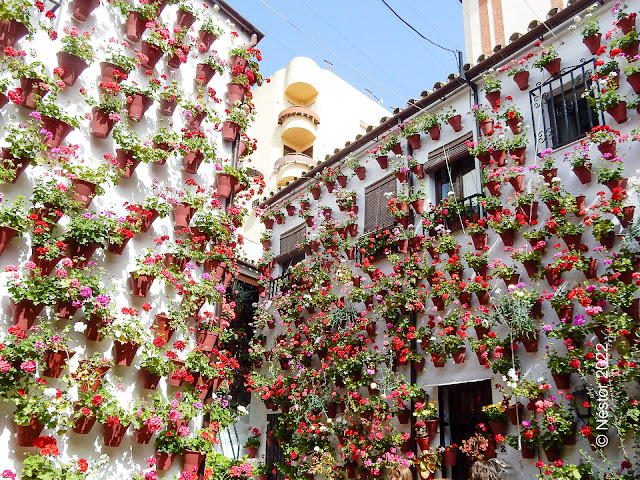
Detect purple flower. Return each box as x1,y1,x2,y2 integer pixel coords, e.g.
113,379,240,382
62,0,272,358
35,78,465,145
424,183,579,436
96,294,110,307
80,286,92,298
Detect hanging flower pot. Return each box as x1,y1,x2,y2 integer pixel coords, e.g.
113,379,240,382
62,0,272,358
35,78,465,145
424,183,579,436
506,117,523,135
159,97,177,116
605,177,627,193
0,19,29,49
91,107,117,138
102,422,130,448
43,349,74,378
606,101,628,124
66,240,99,269
498,229,514,247
140,41,164,69
545,268,562,287
396,409,410,424
196,329,218,351
56,52,89,87
479,119,494,135
562,234,582,249
336,174,348,188
513,70,530,90
70,179,98,209
442,450,458,467
572,164,592,184
428,125,441,141
230,55,248,71
509,174,525,193
12,299,43,331
485,90,501,107
506,402,524,425
113,341,140,366
622,40,639,57
227,82,247,105
184,449,205,471
125,11,147,41
175,8,196,28
520,330,540,353
134,425,153,444
20,77,47,110
542,168,557,185
73,410,96,435
552,372,571,390
627,72,640,94
72,0,100,21
195,63,216,85
0,226,18,257
222,121,239,142
583,34,602,55
172,202,194,230
140,367,161,389
198,30,217,51
488,421,507,436
15,417,45,447
127,93,153,122
485,180,501,197
99,62,127,84
154,313,175,342
543,445,563,462
130,273,155,298
447,114,462,131
114,149,141,179
407,133,421,150
182,151,204,174
620,205,635,227
431,353,446,367
1,149,29,184
395,171,408,183
543,58,562,77
617,15,636,34
216,173,238,199
376,155,388,169
452,348,466,364
410,198,425,215
55,300,78,320
41,115,74,148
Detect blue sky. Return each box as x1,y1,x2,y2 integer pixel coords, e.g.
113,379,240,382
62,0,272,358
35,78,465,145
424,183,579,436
227,0,466,112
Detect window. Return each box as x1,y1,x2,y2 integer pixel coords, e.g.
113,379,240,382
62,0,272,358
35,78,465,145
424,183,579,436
363,175,397,234
530,59,602,151
278,224,305,260
438,380,492,480
266,414,285,480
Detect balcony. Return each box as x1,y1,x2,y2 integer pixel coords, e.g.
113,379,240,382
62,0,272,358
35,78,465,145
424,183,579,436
273,152,316,172
279,105,319,147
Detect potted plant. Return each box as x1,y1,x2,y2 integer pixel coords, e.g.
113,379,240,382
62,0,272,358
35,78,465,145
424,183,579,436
533,44,561,76
0,195,27,256
7,60,54,110
421,113,441,141
100,42,137,83
470,104,493,135
244,427,261,458
399,118,421,150
179,128,215,174
0,0,35,48
65,164,116,208
345,153,366,180
442,106,462,131
1,120,43,183
584,79,628,124
139,344,174,389
222,103,254,142
481,69,501,106
482,403,509,436
158,81,184,116
573,3,602,54
96,401,132,448
36,97,80,148
121,82,156,122
198,16,223,52
86,81,124,138
56,26,96,86
505,52,535,90
196,52,224,85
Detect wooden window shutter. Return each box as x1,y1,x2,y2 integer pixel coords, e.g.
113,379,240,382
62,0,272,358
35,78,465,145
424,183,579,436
364,175,397,234
425,132,473,172
279,223,306,257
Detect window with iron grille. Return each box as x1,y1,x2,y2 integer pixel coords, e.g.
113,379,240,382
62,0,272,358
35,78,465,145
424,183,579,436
530,59,603,152
363,175,397,234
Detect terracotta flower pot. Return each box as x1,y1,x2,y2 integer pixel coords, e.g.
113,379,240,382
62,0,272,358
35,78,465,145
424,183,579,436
499,229,515,246
56,52,89,87
154,314,175,342
506,403,524,425
70,179,98,208
99,62,127,83
627,72,640,94
606,101,628,124
617,15,636,34
73,412,96,435
186,110,207,129
552,372,571,390
583,34,602,55
226,82,247,105
20,77,47,110
544,445,563,462
479,119,494,135
43,349,74,378
125,11,146,42
622,41,639,57
509,174,525,193
15,418,45,447
428,125,441,141
175,8,196,28
72,0,100,21
572,164,592,184
452,348,466,364
140,41,163,69
486,90,500,107
197,329,218,351
182,151,204,174
0,19,29,49
216,173,238,199
91,107,117,138
140,367,161,389
431,353,446,367
198,30,217,51
55,300,78,320
442,450,458,466
354,166,366,180
12,299,43,331
172,202,194,230
407,133,421,150
488,421,507,436
113,341,140,366
66,240,99,269
222,121,239,142
195,63,216,85
448,114,462,131
376,155,388,169
115,149,141,179
511,70,530,90
520,330,540,353
0,148,29,184
41,115,74,148
127,93,153,122
543,58,561,77
159,97,177,116
0,226,18,257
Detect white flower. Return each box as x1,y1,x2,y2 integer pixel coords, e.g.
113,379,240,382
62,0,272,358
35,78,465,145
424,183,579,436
237,405,248,415
569,25,577,31
213,4,220,11
573,15,582,23
73,322,87,333
74,346,85,355
314,446,320,452
586,12,593,18
43,388,57,398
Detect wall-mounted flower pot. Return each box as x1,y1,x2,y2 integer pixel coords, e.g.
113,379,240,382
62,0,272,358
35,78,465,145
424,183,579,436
229,55,248,71
134,425,153,444
431,353,445,368
216,173,238,199
72,412,96,435
572,164,592,184
195,63,216,85
106,237,131,255
43,349,74,378
471,233,487,250
562,234,582,249
506,117,522,135
512,70,529,90
583,33,602,55
479,119,494,136
140,367,161,389
103,422,130,447
85,315,105,342
66,240,99,269
20,77,47,110
79,364,109,392
172,202,195,230
485,90,500,107
99,61,127,83
175,8,196,29
407,133,421,150
543,58,561,77
182,151,204,174
41,115,74,148
222,120,239,142
55,300,78,320
622,41,639,58
447,114,462,131
167,53,183,69
0,19,29,49
130,272,155,298
543,445,563,462
198,30,217,51
196,329,218,351
71,179,98,208
113,340,140,366
488,421,507,436
56,52,88,87
506,402,524,425
509,174,525,193
226,82,247,105
91,107,117,138
183,449,205,471
12,299,43,331
115,149,142,179
0,226,18,257
376,155,388,169
606,101,628,124
155,451,176,471
428,125,440,141
72,0,100,21
452,348,466,364
127,93,153,122
154,313,175,342
159,97,177,116
15,417,45,447
125,11,146,42
138,208,158,233
140,41,163,69
442,450,458,466
520,330,540,353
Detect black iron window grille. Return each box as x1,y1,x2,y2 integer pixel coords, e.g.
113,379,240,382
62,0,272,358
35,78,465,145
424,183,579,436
529,58,603,152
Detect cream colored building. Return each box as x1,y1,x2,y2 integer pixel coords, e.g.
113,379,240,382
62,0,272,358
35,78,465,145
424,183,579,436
241,56,390,261
461,0,568,63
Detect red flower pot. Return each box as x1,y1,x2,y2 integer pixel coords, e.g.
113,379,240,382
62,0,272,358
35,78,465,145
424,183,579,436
186,110,207,129
543,445,563,462
452,348,466,364
488,421,507,436
1,148,29,184
73,412,96,435
127,93,153,122
573,165,592,184
156,451,176,470
521,444,536,458
91,107,117,138
216,173,238,199
15,418,45,447
407,133,421,150
71,179,98,208
442,450,458,466
513,70,530,90
72,0,100,21
509,174,525,193
113,341,140,366
0,226,18,257
197,329,218,351
154,314,175,342
56,52,89,87
543,58,561,77
354,166,366,180
486,90,500,107
227,82,247,105
479,118,494,135
562,233,582,249
41,115,74,148
140,41,163,69
606,101,628,124
617,15,636,34
428,125,441,141
622,41,639,57
115,149,141,179
12,299,43,331
184,449,205,471
182,151,204,174
99,62,127,83
222,121,239,142
172,202,194,230
520,330,540,353
486,180,501,197
198,30,217,51
396,409,410,424
552,372,571,390
159,97,177,116
506,403,524,425
66,240,99,269
376,155,388,169
431,353,446,367
126,11,146,42
175,8,196,28
448,114,462,131
140,367,161,389
20,77,47,110
195,63,216,85
0,19,29,49
583,34,602,55
499,229,515,246
627,72,640,94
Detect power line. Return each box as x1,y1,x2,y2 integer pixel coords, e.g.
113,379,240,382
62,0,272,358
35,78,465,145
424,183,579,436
255,0,410,105
395,0,463,52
